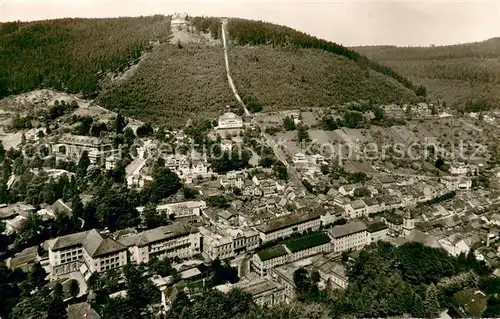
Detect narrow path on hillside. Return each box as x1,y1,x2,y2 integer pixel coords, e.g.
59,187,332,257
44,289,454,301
221,18,250,116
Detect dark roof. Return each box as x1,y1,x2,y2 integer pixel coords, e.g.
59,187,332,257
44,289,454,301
329,221,367,239
366,221,388,233
67,302,101,319
255,211,320,234
285,232,331,253
134,223,196,247
49,230,89,250
83,230,126,258
257,245,288,261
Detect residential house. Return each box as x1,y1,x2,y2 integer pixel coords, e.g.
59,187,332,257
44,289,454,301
56,134,113,164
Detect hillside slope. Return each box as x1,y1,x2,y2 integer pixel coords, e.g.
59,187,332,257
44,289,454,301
0,16,170,99
1,16,422,126
228,46,417,110
354,38,500,109
97,44,237,126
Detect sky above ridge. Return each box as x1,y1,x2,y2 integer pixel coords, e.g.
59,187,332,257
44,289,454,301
1,0,499,46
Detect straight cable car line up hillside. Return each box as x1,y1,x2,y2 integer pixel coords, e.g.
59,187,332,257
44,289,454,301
221,18,250,116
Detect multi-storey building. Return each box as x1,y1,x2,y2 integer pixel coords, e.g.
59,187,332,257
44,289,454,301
48,223,200,278
311,255,348,289
366,221,389,243
218,112,243,130
118,223,201,264
56,134,113,164
252,232,332,276
200,226,259,260
136,201,206,219
48,229,128,278
328,221,369,253
255,211,321,243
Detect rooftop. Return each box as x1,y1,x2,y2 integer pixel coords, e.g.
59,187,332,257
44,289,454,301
257,245,288,262
366,221,389,233
284,232,331,253
118,223,197,247
329,221,367,239
255,211,321,234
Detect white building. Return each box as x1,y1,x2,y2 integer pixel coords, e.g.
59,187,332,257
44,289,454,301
56,134,113,164
48,229,128,279
48,223,200,278
312,255,348,289
136,201,206,219
328,221,369,253
450,165,469,176
255,211,321,243
216,277,286,307
366,221,389,243
218,112,243,130
345,200,367,219
252,232,332,276
118,223,201,264
438,234,470,257
200,226,259,260
441,176,472,192
292,153,309,168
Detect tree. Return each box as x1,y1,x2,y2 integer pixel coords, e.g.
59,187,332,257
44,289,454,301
148,256,173,277
95,187,140,230
182,187,198,199
136,123,154,138
353,187,371,198
297,124,310,143
143,203,166,229
423,284,440,317
123,264,160,318
283,116,296,131
77,150,90,176
435,157,445,170
123,127,136,145
69,279,79,298
71,195,84,218
373,106,385,121
143,168,181,204
115,112,126,133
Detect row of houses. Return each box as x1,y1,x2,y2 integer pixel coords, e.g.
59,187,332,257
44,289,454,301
252,220,389,276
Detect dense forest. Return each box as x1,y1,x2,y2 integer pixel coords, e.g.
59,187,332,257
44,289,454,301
226,18,426,97
354,38,500,110
228,46,418,111
0,16,170,99
97,44,238,126
164,242,499,319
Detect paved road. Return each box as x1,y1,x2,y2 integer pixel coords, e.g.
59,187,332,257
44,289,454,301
220,18,250,116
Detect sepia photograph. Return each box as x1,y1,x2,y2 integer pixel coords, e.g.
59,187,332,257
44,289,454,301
0,0,499,318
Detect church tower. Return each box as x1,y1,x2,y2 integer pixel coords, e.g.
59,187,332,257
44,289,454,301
403,208,415,236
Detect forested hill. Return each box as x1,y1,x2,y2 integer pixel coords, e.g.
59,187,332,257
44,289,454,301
353,38,500,110
225,18,426,97
0,16,170,99
1,15,423,126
